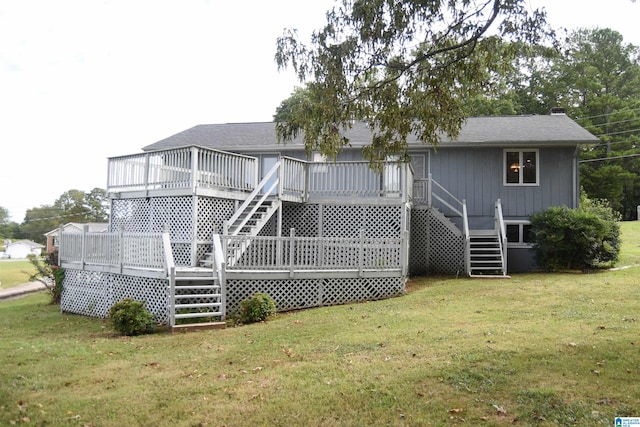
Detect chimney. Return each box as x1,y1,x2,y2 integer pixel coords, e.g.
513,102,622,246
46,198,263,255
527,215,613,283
550,107,566,115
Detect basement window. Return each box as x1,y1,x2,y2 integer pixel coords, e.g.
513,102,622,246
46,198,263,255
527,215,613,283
505,221,533,247
504,149,539,186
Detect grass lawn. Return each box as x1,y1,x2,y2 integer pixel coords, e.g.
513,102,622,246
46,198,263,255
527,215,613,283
0,223,638,426
0,260,37,290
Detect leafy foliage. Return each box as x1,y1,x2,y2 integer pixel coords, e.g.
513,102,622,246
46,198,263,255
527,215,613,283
20,188,109,244
529,197,620,271
108,298,156,336
275,0,553,165
26,254,64,304
236,293,276,324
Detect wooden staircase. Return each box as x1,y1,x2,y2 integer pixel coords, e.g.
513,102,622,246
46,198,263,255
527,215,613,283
170,268,226,332
468,229,508,277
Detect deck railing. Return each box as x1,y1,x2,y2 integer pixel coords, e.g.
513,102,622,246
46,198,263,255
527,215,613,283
59,226,171,277
221,229,407,274
413,174,464,216
107,146,412,202
307,161,410,199
107,146,258,194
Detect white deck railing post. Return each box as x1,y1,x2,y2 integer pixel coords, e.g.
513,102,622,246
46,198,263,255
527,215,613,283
81,225,88,269
212,234,227,321
289,228,295,278
359,229,365,277
143,153,150,192
427,173,433,207
118,224,124,274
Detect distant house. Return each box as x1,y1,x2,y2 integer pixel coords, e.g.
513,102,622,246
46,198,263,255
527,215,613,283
6,240,44,259
57,113,599,329
44,223,108,254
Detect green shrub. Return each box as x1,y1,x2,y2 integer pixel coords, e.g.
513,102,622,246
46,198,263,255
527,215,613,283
530,197,620,271
26,254,63,304
108,298,156,336
237,293,276,324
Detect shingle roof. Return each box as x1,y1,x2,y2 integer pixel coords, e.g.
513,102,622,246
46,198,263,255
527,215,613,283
7,240,44,249
141,115,599,152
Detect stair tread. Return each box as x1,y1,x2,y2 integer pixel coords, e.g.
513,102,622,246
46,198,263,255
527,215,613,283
174,311,223,319
175,302,223,309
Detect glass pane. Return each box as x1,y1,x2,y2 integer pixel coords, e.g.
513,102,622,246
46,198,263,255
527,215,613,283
506,152,520,183
506,224,520,242
523,224,533,243
522,151,537,184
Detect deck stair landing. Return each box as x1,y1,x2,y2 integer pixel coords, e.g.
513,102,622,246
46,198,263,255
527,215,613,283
170,267,226,332
468,229,509,278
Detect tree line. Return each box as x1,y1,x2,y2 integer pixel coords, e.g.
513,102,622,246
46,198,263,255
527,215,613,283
0,188,109,245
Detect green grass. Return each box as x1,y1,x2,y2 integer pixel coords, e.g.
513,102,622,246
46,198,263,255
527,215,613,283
0,260,37,289
0,224,639,426
619,221,640,266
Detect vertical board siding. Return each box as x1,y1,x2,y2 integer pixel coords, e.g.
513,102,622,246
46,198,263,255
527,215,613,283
422,146,576,220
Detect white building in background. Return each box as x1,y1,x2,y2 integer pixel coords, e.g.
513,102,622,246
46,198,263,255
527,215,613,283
6,240,44,259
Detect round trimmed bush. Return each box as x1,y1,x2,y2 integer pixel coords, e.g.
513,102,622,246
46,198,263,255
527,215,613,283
237,293,276,324
109,298,156,336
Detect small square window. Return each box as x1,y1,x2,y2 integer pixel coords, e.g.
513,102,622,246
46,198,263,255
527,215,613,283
505,221,533,247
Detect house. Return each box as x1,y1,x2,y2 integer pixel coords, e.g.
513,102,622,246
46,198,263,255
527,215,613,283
6,240,44,259
57,113,598,329
44,223,108,255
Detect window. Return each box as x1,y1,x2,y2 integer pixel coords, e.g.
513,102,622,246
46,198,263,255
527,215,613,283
505,221,533,247
504,149,538,185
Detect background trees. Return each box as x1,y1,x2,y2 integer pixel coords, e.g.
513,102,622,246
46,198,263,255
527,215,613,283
2,188,109,244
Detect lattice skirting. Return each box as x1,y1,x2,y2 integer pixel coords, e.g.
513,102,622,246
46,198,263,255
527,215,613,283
62,269,405,324
61,269,169,324
226,276,406,314
410,208,464,276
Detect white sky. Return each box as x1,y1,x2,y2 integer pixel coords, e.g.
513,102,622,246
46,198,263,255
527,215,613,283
1,0,639,223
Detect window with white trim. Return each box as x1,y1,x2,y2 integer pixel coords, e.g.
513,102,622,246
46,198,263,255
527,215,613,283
504,149,539,185
505,221,533,247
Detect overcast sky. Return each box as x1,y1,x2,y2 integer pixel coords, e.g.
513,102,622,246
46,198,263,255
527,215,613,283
1,0,639,223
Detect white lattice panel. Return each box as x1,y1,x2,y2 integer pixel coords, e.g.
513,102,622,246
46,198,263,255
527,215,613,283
197,197,235,239
410,208,464,275
111,275,169,324
61,269,169,324
111,197,194,240
61,269,111,317
226,276,405,314
282,204,320,236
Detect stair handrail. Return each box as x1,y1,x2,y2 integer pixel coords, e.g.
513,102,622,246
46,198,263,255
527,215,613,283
162,224,177,327
225,160,281,236
494,199,508,275
427,174,464,217
211,233,227,321
462,199,471,276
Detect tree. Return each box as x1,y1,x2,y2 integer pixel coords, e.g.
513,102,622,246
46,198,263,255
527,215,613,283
0,206,21,241
19,189,110,244
553,28,640,218
275,0,553,166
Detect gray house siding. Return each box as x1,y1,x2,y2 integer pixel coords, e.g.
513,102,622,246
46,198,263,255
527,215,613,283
422,146,577,223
